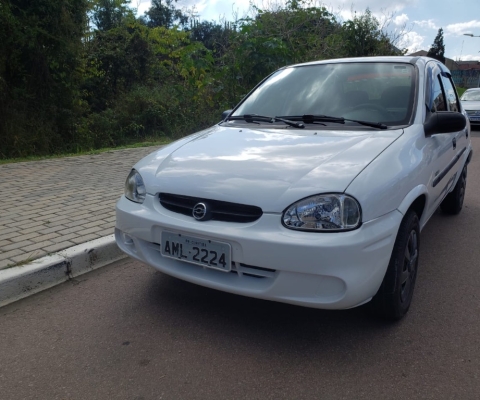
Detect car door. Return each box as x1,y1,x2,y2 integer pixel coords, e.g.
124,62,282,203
423,62,459,219
441,72,469,173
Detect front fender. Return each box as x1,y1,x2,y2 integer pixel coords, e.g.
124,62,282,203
397,184,429,229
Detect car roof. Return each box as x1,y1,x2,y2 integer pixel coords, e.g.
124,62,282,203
284,56,442,71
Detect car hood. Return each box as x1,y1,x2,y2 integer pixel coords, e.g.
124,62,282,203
135,125,404,212
462,100,480,110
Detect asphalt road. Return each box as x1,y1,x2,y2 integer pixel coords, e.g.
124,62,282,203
1,137,480,400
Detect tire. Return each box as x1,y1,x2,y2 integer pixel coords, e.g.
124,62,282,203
370,210,420,320
440,166,467,215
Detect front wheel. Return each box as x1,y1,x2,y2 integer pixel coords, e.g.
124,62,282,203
440,166,467,215
370,210,420,320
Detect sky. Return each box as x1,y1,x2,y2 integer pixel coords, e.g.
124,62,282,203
133,0,480,61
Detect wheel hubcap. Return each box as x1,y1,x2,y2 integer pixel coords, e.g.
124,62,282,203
400,230,418,303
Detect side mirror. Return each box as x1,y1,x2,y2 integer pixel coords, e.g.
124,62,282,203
424,111,466,136
221,109,233,121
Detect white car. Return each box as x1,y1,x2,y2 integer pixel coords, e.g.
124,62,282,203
116,56,472,320
460,87,480,126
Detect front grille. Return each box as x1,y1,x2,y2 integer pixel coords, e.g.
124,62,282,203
466,110,480,116
159,193,263,223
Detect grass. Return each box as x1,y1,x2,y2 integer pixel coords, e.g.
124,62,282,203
457,87,467,97
2,256,37,270
0,139,172,165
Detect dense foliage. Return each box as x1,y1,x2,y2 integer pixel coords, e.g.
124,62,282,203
0,0,404,159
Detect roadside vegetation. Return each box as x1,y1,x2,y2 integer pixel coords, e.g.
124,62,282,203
0,139,171,165
0,0,408,160
456,87,467,97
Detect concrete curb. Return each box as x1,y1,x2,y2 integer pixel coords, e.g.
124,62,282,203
0,234,126,308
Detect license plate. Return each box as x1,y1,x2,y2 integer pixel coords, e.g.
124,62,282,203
469,117,480,121
161,231,232,272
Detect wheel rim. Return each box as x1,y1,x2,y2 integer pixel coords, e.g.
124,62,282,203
400,230,418,304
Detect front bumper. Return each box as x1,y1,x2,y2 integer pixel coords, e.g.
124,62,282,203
115,195,403,310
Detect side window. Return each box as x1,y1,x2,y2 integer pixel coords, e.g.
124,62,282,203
432,75,446,112
441,75,460,112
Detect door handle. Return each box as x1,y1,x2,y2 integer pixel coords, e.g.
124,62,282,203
452,137,456,149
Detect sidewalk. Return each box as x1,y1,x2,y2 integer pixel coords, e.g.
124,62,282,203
0,146,161,270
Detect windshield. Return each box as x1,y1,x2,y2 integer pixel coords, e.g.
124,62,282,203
232,62,416,127
461,90,480,101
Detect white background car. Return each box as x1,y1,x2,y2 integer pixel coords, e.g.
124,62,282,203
116,56,472,320
460,87,480,127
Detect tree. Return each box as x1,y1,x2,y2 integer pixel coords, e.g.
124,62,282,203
189,20,231,57
83,23,152,112
341,9,398,57
91,0,135,31
427,28,445,64
141,0,188,29
0,0,90,158
225,0,341,95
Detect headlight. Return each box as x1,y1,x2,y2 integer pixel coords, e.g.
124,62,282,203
125,169,146,204
283,194,361,231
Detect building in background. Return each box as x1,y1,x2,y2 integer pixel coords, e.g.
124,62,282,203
452,61,480,88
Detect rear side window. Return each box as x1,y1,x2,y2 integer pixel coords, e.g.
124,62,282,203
441,75,460,112
432,76,446,112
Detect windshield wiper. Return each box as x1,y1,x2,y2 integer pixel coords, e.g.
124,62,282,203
228,114,305,129
301,114,387,129
228,114,387,129
280,114,387,129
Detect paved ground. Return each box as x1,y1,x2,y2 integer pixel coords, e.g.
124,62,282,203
0,146,160,270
